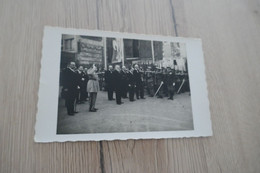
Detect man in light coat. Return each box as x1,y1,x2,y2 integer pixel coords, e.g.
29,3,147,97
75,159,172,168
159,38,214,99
87,64,100,112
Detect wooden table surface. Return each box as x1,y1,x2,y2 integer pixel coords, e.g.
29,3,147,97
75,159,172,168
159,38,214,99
1,0,260,172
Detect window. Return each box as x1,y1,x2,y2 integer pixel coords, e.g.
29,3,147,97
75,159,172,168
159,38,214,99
64,39,73,50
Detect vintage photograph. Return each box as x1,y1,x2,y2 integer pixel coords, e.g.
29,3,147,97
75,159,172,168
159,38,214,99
35,27,212,142
57,34,193,134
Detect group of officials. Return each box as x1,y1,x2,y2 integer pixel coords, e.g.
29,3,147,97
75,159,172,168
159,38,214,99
62,62,99,115
62,61,188,116
104,64,146,105
104,64,180,104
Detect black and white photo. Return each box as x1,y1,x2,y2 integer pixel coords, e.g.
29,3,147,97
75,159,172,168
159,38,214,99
35,27,212,142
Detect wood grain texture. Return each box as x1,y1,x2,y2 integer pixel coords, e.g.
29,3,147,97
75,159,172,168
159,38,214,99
0,0,260,172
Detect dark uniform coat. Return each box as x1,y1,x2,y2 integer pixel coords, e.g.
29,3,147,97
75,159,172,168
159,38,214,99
113,70,123,104
133,69,144,99
121,70,129,98
62,67,78,114
128,71,136,101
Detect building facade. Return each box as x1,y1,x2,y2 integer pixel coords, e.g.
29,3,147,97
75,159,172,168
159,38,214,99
61,34,187,72
61,35,105,69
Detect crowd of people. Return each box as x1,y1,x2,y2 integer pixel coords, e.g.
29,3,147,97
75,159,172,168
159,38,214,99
61,61,190,115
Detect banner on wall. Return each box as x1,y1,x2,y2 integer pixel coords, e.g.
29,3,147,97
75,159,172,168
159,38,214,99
78,39,104,65
112,38,123,63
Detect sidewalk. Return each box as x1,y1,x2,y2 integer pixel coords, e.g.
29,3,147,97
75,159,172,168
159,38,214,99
57,91,193,134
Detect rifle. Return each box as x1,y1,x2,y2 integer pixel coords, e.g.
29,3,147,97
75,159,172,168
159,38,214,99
153,81,164,97
177,79,185,94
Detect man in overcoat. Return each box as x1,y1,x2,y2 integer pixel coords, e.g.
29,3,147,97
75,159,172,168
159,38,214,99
128,67,136,102
133,64,145,99
104,65,115,100
63,62,79,115
113,65,123,105
121,66,129,98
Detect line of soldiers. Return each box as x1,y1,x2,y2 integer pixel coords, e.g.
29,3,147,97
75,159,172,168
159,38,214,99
104,64,189,104
145,66,190,99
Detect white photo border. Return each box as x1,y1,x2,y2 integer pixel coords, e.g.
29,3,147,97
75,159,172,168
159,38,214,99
35,26,212,142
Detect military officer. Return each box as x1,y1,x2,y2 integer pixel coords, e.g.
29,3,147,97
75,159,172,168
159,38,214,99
166,67,176,100
121,66,129,98
104,65,115,100
145,67,155,97
113,65,123,105
128,67,136,102
133,64,145,99
62,62,79,115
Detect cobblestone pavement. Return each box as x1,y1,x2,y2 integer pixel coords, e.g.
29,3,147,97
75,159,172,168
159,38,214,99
57,91,193,134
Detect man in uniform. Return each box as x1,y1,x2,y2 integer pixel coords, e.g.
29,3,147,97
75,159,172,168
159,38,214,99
113,65,123,105
76,66,85,104
133,64,145,99
166,67,176,100
146,66,155,97
121,66,129,98
80,68,89,102
128,67,136,102
63,62,79,115
162,68,169,97
104,65,115,100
